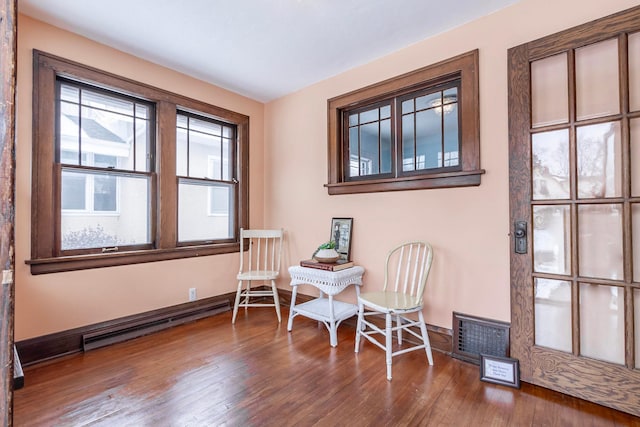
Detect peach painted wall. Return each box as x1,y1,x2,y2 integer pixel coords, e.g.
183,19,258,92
14,15,265,340
263,0,640,329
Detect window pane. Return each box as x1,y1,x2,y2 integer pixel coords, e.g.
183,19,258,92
360,122,379,175
577,122,621,198
59,101,80,164
80,106,132,168
631,118,640,196
533,205,571,275
61,171,86,210
632,204,640,282
580,283,624,364
348,127,359,177
402,99,414,114
443,103,459,167
532,129,570,200
402,115,415,171
531,53,568,127
578,204,623,280
635,289,640,368
575,39,620,121
416,92,440,111
61,171,150,250
93,175,117,212
60,83,79,103
415,109,441,169
135,118,151,172
628,32,640,112
176,128,188,177
535,278,572,352
380,119,392,174
360,108,379,123
81,88,134,116
178,181,234,241
380,105,391,119
349,113,358,126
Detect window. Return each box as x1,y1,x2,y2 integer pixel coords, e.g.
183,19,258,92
176,112,236,242
29,51,249,274
327,50,483,195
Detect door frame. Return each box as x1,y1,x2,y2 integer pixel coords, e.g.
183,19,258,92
0,0,17,423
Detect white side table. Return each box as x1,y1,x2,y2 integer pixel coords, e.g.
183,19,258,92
287,265,365,347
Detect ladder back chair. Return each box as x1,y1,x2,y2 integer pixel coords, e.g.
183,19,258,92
355,241,434,380
232,228,284,324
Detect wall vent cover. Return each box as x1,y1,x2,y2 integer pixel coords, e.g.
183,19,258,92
452,311,510,365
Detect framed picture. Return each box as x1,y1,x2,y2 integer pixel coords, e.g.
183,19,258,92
330,217,353,261
479,354,520,388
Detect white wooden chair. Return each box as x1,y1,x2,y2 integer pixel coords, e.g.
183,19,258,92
232,228,284,324
355,241,434,380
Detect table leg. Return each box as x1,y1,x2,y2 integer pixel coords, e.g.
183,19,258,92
329,294,337,347
287,285,298,331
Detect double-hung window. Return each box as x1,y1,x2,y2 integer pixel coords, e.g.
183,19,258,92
57,80,153,253
176,112,236,243
29,51,249,274
327,50,483,194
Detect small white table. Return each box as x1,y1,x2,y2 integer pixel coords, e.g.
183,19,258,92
287,265,365,347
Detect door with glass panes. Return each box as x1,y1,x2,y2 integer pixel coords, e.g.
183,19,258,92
509,6,640,416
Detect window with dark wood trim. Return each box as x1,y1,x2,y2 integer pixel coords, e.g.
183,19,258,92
327,50,483,195
28,51,249,274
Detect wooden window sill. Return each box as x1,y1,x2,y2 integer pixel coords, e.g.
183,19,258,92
26,243,240,275
325,170,485,195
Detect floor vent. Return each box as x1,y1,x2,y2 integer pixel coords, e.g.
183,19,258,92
452,312,510,365
82,299,230,351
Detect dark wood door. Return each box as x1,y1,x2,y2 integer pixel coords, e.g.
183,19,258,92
509,6,640,417
0,0,17,423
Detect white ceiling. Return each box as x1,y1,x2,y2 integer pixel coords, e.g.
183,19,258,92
19,0,520,102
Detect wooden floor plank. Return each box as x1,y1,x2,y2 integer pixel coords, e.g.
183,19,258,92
14,308,640,426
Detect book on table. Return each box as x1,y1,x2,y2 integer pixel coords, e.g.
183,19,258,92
299,259,354,271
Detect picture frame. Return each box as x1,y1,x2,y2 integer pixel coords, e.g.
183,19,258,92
479,354,520,389
330,217,353,261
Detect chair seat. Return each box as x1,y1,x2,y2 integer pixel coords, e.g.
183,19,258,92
359,291,421,312
237,271,279,281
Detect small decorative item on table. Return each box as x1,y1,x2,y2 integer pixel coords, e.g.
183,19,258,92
313,241,340,263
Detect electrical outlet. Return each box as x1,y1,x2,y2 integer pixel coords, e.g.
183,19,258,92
189,287,197,301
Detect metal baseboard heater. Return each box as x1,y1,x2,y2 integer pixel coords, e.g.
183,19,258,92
82,299,230,351
452,311,510,365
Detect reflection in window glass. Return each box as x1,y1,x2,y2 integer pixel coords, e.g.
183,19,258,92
347,104,392,178
577,122,621,199
532,130,570,200
401,86,459,172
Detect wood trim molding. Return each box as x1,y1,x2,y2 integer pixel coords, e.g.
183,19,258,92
18,289,453,367
16,294,235,367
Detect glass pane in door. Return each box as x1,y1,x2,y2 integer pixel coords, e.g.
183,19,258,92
631,119,640,197
533,205,571,275
531,53,568,128
578,204,623,280
629,32,640,112
633,204,640,282
577,122,622,198
636,289,640,369
532,130,570,200
535,278,572,352
575,38,620,121
580,283,624,364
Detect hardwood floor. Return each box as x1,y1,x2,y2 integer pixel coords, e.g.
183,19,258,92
14,308,640,426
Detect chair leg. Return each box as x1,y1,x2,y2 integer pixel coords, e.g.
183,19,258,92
386,313,393,380
271,280,282,322
232,280,243,324
418,311,434,365
243,281,251,310
354,302,364,353
396,315,402,344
